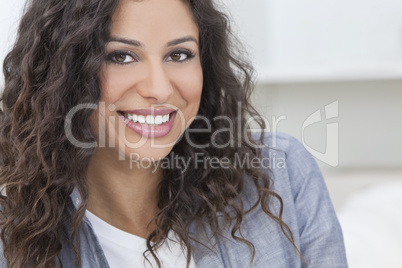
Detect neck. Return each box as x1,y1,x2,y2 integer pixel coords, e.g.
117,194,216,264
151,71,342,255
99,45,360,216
86,147,162,239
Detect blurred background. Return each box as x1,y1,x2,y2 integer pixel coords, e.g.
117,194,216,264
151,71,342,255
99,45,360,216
1,0,402,267
223,0,402,267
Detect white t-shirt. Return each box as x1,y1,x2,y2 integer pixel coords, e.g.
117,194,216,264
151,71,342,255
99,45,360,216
85,210,197,268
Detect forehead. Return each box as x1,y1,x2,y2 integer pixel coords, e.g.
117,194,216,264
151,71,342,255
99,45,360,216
111,0,198,43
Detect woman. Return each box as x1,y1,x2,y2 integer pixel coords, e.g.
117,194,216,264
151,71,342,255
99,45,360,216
0,0,348,267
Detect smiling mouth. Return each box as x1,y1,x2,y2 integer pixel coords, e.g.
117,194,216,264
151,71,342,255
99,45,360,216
117,109,178,138
117,110,177,126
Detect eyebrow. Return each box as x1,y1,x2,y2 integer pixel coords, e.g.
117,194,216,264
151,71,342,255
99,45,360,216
109,37,143,47
108,36,198,47
166,36,198,47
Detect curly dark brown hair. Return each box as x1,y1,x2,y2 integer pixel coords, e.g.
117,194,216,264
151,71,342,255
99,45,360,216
0,0,300,267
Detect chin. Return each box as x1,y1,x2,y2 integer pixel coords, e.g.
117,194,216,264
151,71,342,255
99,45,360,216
119,145,174,163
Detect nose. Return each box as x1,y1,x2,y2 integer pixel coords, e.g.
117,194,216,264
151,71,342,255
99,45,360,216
136,60,173,104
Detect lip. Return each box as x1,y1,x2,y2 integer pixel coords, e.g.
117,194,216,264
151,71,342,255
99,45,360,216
118,110,178,138
119,108,177,116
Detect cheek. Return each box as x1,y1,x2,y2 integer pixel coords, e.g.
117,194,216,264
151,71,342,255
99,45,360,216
173,65,203,106
99,67,136,103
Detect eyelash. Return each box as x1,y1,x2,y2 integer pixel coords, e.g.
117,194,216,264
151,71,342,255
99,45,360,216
106,51,137,65
167,49,196,63
105,49,196,65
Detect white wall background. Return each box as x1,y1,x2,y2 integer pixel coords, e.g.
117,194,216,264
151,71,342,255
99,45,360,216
252,80,402,169
225,0,402,82
222,0,402,171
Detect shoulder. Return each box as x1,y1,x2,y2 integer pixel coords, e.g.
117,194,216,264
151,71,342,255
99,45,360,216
258,131,314,164
255,131,334,219
250,132,349,267
255,131,314,166
254,131,321,199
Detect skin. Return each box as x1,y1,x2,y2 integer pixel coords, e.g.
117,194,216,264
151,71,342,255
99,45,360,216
86,0,203,238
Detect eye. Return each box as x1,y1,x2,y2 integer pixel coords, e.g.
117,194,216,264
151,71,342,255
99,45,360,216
168,52,188,62
107,51,136,64
166,50,195,62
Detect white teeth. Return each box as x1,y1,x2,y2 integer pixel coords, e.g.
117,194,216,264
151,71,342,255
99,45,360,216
155,115,163,124
163,114,170,123
125,113,171,125
145,115,154,124
138,115,146,124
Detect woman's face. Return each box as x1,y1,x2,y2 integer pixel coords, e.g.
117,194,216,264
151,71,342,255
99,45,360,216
89,0,203,162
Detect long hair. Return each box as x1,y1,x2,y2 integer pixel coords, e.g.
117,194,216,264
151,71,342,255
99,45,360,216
0,0,299,267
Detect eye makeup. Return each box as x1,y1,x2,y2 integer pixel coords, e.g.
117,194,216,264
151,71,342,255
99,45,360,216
105,48,197,65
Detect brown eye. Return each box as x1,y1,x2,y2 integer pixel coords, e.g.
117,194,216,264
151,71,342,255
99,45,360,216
115,54,127,63
168,52,189,62
107,52,135,64
171,53,182,61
